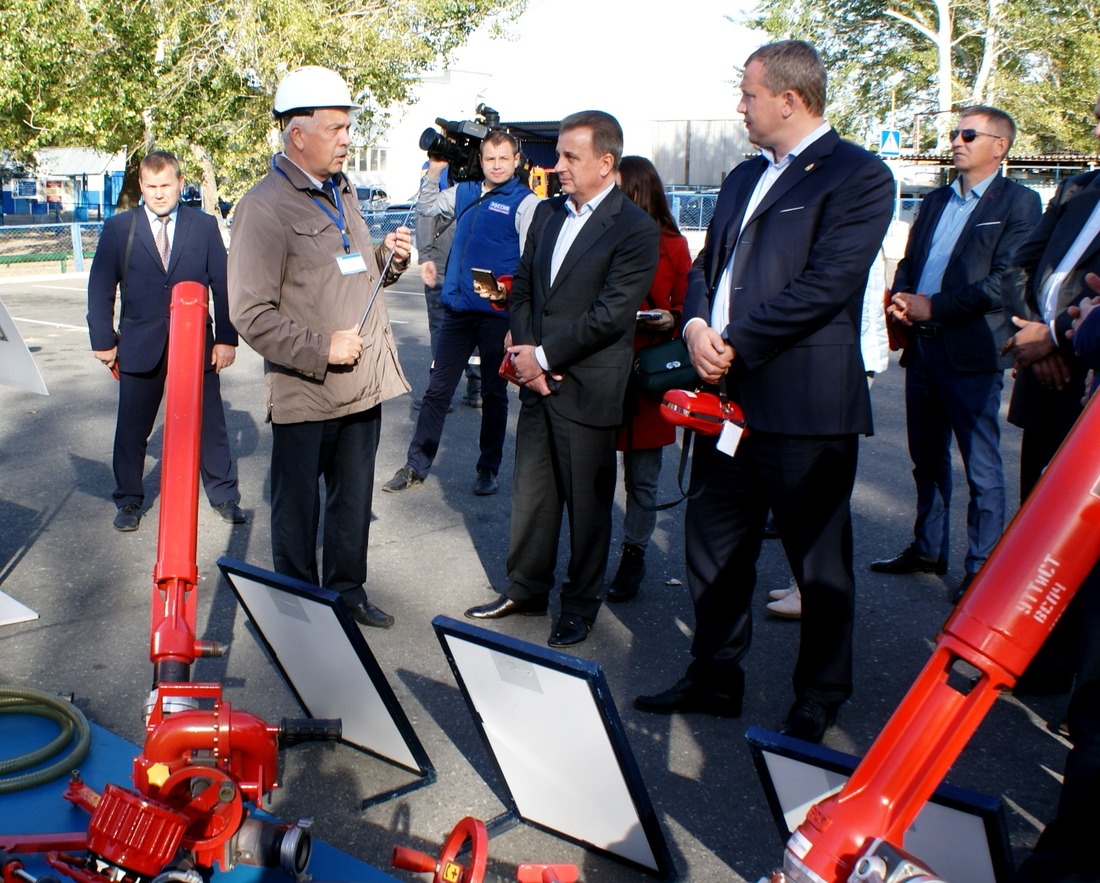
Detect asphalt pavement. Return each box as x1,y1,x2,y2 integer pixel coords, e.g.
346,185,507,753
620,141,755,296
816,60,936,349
0,269,1074,882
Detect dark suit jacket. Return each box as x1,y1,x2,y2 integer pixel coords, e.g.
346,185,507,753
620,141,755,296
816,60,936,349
88,204,236,374
684,129,894,436
893,175,1041,372
509,186,659,427
1004,170,1100,427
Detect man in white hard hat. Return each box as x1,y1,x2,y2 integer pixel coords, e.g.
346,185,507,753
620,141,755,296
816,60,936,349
229,66,413,629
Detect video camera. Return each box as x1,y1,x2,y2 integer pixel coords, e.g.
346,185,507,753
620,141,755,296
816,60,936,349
419,104,501,182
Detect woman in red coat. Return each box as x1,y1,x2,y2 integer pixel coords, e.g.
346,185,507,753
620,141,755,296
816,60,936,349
608,157,692,602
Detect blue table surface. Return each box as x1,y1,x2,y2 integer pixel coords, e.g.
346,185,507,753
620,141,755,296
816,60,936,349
0,713,398,883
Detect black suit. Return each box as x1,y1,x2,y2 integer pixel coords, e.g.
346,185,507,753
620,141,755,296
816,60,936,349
892,175,1040,572
87,205,239,508
1005,170,1100,497
504,187,659,621
1011,174,1100,883
681,130,893,708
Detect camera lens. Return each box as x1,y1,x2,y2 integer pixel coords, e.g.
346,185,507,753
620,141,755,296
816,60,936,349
419,127,443,153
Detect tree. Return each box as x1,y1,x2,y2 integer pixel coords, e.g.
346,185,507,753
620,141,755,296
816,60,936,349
748,0,1100,154
0,0,525,212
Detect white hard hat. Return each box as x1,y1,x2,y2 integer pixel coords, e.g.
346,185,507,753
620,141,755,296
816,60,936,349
273,66,361,116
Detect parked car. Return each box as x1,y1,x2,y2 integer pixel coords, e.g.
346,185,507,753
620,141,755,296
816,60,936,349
356,186,389,214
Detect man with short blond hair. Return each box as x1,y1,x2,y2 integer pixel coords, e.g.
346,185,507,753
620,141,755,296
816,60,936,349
88,150,244,532
634,40,894,742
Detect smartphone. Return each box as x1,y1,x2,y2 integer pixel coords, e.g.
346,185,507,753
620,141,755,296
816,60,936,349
637,309,664,320
472,268,498,298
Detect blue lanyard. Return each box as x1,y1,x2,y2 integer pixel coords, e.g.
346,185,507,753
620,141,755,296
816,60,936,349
272,157,351,253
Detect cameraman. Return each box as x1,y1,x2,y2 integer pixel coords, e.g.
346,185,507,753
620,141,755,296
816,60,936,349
383,130,538,496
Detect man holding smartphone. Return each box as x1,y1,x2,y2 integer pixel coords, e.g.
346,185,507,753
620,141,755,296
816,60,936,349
383,130,538,496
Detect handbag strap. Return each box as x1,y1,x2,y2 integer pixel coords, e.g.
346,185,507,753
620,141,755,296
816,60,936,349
624,420,693,512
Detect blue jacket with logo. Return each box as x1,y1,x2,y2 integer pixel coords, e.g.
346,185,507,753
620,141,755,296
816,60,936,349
442,175,533,315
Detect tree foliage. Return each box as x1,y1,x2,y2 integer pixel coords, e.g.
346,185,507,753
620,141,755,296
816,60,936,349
748,0,1100,154
1,0,524,209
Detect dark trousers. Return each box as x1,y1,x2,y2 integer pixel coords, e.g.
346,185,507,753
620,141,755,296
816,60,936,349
905,337,1005,573
406,307,508,477
684,431,858,707
505,398,618,623
1016,567,1100,883
424,282,445,361
1018,377,1087,686
270,407,381,606
113,344,237,508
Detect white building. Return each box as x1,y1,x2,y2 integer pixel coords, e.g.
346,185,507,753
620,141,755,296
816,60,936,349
348,0,764,200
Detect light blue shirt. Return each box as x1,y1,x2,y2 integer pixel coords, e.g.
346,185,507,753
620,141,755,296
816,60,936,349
915,172,998,297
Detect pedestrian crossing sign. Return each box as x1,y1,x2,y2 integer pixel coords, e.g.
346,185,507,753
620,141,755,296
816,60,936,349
880,130,902,157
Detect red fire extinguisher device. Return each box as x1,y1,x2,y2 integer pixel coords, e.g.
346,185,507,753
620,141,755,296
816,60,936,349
783,392,1100,882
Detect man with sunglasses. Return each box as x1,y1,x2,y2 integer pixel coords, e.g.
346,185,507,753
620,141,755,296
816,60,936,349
874,106,1040,603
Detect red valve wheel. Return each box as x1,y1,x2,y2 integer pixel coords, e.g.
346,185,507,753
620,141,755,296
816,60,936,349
155,766,243,854
392,817,487,883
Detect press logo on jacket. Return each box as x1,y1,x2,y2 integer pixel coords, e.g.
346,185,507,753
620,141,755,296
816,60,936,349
487,201,513,215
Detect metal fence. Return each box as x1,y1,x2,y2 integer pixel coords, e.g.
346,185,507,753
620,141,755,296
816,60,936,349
666,191,719,231
371,194,721,238
0,222,103,277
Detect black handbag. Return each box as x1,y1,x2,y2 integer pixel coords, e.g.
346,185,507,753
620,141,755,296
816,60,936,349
633,337,697,399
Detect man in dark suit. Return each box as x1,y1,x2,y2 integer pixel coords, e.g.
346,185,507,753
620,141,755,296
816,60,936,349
997,97,1100,697
87,151,244,531
464,110,659,647
871,107,1041,603
633,40,893,741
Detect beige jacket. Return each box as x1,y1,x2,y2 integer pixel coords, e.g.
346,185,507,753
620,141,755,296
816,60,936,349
228,155,409,423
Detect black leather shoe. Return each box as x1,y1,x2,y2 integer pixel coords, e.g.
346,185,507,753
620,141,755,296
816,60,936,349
465,595,548,620
548,612,591,647
382,466,423,493
348,600,394,629
778,699,837,742
607,543,645,602
869,545,947,575
112,503,142,532
634,675,742,717
472,470,498,496
213,501,247,524
951,571,977,604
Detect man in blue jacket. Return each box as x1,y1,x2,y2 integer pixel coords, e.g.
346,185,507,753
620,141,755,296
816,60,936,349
383,131,538,496
87,150,244,531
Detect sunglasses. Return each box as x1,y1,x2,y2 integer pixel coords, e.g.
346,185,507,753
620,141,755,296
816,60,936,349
950,128,1002,143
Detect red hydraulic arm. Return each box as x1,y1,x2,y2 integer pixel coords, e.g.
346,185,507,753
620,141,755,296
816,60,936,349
782,393,1100,882
149,280,223,685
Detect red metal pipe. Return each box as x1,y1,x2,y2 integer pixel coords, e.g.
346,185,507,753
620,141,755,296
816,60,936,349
787,392,1100,881
149,281,207,673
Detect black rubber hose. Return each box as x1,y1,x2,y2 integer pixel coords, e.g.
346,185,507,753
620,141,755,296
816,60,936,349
0,685,91,793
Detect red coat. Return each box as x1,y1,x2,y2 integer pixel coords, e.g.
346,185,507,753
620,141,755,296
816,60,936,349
617,229,691,451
